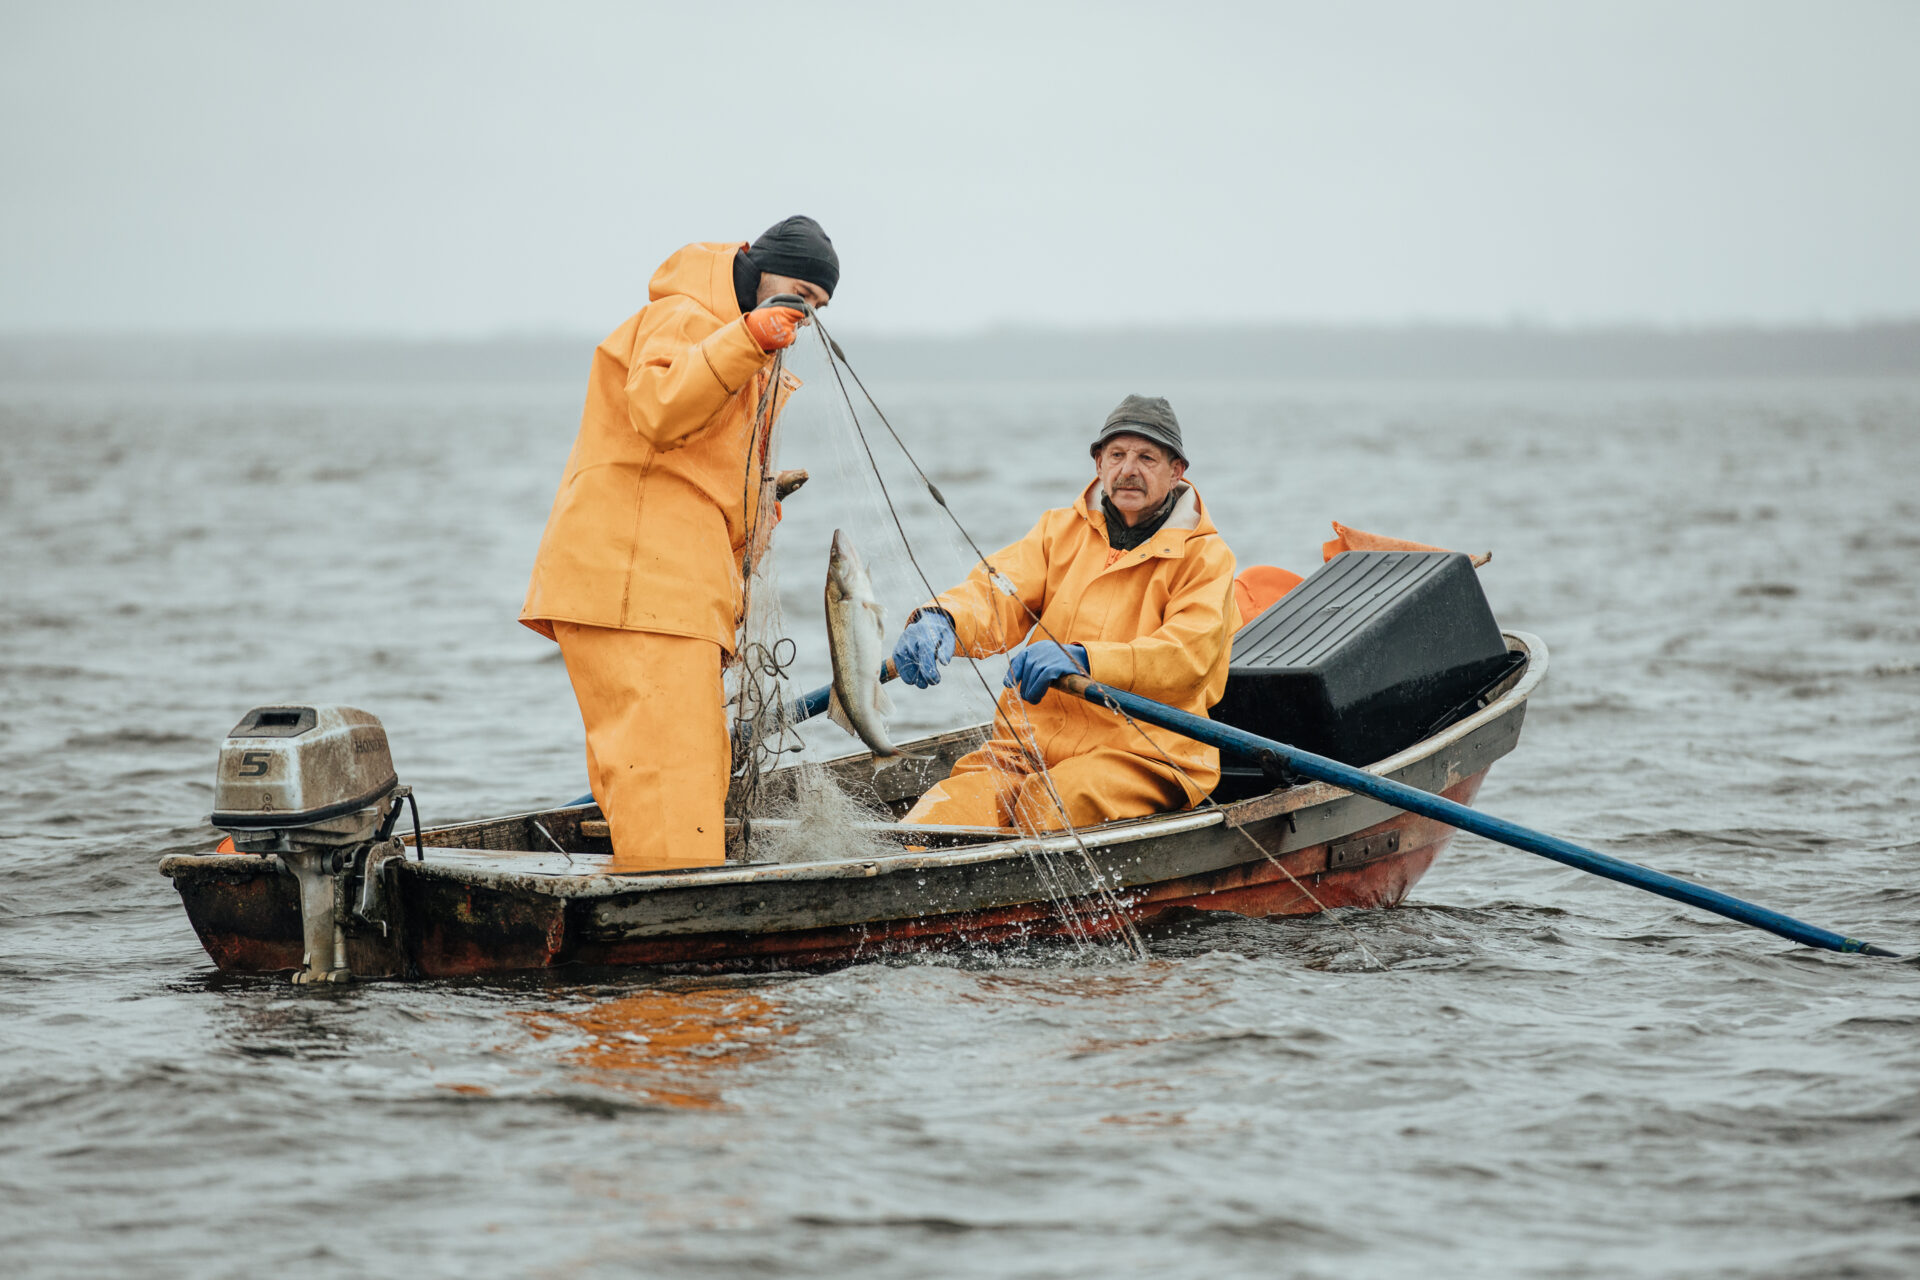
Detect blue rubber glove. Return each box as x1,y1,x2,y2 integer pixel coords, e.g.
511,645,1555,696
1005,641,1087,704
893,610,957,688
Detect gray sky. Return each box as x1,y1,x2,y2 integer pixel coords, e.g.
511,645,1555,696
3,0,1916,336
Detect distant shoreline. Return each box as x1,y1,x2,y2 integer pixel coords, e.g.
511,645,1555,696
3,322,1918,383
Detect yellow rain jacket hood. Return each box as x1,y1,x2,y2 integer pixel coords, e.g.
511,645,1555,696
929,480,1240,802
520,242,795,650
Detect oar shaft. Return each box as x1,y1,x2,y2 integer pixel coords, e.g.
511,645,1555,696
1054,675,1894,957
796,684,832,722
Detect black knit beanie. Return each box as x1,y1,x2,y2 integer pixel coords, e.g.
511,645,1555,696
741,215,839,298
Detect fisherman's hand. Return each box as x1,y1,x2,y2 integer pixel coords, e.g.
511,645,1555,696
1005,641,1087,705
893,611,957,688
743,306,805,352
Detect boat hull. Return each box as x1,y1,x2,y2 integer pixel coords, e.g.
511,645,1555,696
160,634,1543,979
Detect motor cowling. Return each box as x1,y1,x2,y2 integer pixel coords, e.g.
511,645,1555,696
210,705,408,985
211,705,398,855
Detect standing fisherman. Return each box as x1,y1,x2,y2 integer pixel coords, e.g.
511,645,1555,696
521,217,839,872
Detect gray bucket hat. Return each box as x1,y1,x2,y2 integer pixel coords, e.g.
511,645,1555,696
1091,394,1186,464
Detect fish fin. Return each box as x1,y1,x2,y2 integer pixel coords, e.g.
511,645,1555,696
875,682,895,718
826,686,857,738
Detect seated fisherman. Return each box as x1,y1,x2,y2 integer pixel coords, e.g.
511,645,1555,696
892,395,1239,832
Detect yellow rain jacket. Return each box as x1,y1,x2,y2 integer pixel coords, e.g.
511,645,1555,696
928,480,1239,804
520,242,795,650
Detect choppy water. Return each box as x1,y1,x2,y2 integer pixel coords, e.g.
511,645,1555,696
4,354,1919,1278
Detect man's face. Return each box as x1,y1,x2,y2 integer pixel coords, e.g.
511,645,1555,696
1096,434,1187,526
756,272,831,318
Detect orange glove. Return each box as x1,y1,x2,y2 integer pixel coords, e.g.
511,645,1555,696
742,306,804,352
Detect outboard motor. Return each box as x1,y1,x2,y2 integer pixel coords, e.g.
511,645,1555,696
210,705,416,983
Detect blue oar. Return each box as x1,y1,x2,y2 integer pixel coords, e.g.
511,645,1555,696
1049,673,1896,957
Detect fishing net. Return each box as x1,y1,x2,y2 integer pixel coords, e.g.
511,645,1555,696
723,343,929,863
723,350,797,846
707,333,1141,956
716,330,1159,961
745,762,896,866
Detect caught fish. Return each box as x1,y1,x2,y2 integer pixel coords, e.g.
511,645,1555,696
825,529,921,759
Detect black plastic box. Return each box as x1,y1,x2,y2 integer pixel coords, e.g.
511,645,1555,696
1209,551,1513,798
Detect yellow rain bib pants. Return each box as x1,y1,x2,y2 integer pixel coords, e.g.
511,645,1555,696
553,624,729,870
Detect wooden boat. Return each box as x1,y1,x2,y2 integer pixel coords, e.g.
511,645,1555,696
158,631,1546,978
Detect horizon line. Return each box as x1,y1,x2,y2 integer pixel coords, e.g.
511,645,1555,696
3,317,1920,345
